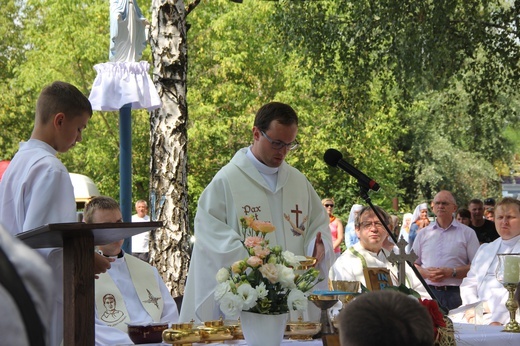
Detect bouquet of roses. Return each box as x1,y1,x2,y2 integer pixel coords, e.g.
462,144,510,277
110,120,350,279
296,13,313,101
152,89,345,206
214,215,322,316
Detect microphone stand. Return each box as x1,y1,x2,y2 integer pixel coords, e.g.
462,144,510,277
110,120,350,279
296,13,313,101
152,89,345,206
357,184,448,313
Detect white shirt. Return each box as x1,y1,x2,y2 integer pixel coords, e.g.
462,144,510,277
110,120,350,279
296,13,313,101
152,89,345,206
131,214,150,253
0,139,77,346
95,253,179,345
0,139,77,236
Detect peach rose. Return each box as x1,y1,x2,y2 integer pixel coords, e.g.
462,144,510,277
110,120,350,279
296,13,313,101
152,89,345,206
244,236,264,248
247,256,263,268
251,220,276,234
231,260,246,274
253,245,271,259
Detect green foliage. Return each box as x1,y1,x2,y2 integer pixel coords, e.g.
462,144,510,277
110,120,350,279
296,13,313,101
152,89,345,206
0,0,151,203
1,0,518,230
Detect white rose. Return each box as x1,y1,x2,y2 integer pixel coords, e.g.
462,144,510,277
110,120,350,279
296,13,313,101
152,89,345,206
219,292,244,318
277,264,296,289
214,281,231,301
255,282,268,299
237,283,258,310
282,250,300,267
216,268,230,283
287,289,308,311
259,263,279,283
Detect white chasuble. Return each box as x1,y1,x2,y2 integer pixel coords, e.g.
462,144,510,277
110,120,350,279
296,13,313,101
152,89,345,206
222,158,310,255
96,254,163,331
179,148,332,323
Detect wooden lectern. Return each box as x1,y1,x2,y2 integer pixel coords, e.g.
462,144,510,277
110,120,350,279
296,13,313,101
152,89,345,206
17,221,163,346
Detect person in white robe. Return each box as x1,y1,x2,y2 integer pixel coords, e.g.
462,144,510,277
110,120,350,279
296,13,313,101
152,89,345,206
330,205,429,300
459,197,520,325
0,81,112,346
0,224,54,346
180,102,334,323
83,196,179,345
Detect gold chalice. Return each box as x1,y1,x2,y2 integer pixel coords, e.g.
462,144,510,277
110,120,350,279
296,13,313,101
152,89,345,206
330,280,361,306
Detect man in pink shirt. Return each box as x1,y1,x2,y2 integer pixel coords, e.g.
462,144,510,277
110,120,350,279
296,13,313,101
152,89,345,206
412,190,480,311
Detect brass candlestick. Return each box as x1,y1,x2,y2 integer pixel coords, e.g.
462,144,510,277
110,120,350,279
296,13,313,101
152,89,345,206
502,283,520,333
496,254,520,333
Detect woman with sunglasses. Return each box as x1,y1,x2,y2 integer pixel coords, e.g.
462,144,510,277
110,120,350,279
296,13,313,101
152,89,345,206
322,198,344,259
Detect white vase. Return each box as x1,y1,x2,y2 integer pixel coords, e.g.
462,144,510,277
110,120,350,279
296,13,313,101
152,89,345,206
240,311,288,346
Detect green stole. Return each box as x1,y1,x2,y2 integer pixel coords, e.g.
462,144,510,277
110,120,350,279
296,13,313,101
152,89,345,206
95,254,163,332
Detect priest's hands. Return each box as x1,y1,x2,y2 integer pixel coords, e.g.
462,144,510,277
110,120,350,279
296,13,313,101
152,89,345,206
94,253,114,279
312,232,325,265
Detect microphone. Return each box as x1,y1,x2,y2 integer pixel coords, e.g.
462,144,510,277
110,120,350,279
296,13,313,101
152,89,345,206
323,148,381,192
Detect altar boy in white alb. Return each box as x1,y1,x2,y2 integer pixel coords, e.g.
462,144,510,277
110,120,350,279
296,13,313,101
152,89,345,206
180,102,334,323
330,205,429,299
83,196,179,346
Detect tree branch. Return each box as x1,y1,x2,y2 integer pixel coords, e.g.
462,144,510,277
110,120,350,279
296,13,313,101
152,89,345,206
187,0,201,15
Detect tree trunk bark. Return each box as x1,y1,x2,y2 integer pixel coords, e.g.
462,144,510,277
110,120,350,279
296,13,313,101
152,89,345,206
148,0,190,298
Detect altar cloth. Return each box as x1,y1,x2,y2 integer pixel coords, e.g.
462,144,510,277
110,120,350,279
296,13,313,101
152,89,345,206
125,322,520,346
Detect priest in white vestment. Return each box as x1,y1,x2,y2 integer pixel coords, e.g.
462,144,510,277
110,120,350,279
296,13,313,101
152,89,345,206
330,205,430,300
459,197,520,325
180,102,334,323
83,196,179,345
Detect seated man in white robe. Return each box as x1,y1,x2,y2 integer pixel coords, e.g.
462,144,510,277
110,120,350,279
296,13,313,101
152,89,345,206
83,196,179,345
180,102,334,323
459,197,520,325
330,205,429,299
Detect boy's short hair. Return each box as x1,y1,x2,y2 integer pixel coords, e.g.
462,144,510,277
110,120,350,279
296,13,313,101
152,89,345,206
338,290,434,346
83,196,120,223
36,81,92,125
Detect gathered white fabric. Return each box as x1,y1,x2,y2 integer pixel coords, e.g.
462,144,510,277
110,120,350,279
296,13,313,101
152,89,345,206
89,61,161,111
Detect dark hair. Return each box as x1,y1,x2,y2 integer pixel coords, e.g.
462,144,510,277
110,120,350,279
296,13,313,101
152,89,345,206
83,196,120,223
36,81,92,124
354,205,390,229
456,208,471,219
484,198,496,206
468,199,483,206
338,291,434,346
253,102,298,132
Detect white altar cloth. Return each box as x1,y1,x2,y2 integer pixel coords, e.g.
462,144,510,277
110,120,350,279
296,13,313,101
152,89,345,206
454,322,520,345
129,322,520,346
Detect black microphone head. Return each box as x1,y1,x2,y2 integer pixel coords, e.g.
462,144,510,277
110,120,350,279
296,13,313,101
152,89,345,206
324,149,343,167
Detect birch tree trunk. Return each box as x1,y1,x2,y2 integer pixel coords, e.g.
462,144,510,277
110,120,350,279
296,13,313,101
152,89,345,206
148,0,192,298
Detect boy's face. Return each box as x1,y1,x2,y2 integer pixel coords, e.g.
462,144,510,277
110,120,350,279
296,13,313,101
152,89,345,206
55,111,90,153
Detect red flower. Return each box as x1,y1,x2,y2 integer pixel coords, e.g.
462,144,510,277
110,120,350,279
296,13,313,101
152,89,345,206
420,299,446,338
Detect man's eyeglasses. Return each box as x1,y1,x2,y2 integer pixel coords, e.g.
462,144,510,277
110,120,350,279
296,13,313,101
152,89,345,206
360,221,384,230
260,131,299,150
324,204,334,208
433,201,452,206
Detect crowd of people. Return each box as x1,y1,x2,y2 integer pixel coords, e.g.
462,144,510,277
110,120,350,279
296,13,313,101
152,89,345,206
0,80,518,346
324,192,520,328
